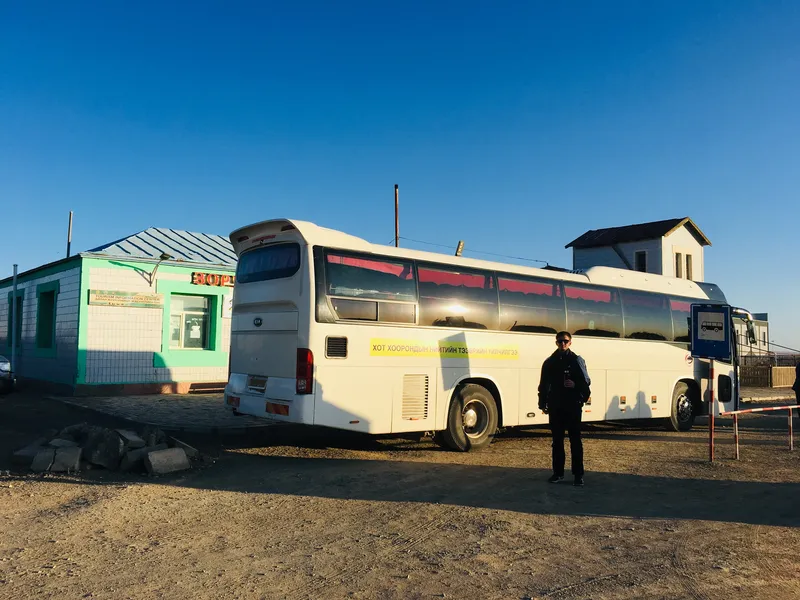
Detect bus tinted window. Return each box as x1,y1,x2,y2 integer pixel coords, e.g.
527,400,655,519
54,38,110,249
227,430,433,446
418,266,498,329
325,253,416,301
621,290,673,340
564,285,623,338
237,243,301,283
498,276,565,334
670,298,692,342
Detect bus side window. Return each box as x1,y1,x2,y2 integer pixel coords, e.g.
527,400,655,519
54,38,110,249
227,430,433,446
621,290,672,341
498,276,565,334
564,285,623,338
418,265,498,330
669,298,692,343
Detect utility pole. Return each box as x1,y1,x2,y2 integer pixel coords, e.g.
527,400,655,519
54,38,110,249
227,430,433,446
10,264,18,376
66,211,73,258
394,184,399,247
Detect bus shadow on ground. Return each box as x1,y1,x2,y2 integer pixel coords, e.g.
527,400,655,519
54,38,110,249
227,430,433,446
173,452,800,528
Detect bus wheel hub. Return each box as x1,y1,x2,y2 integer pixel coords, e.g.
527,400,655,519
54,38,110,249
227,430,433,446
463,409,478,429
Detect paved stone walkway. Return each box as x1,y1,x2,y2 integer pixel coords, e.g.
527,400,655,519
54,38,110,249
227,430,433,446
48,393,273,434
740,386,797,404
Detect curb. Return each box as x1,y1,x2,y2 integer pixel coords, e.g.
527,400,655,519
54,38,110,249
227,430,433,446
45,396,275,435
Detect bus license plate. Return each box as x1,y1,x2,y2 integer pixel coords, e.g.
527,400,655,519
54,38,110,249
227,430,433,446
247,376,267,392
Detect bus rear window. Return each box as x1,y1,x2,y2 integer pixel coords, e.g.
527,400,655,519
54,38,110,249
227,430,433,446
237,244,301,283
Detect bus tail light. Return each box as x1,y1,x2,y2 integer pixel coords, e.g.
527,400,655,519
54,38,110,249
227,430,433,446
296,348,314,395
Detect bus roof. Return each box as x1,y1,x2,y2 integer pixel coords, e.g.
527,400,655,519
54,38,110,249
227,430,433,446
230,218,725,301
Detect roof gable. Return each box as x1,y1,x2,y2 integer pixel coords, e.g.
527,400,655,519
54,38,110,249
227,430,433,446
85,227,238,267
565,217,711,249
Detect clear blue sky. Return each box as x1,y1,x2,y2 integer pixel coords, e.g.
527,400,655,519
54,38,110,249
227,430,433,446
2,2,799,348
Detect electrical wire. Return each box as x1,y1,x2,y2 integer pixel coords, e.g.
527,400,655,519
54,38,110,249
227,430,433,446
397,236,550,266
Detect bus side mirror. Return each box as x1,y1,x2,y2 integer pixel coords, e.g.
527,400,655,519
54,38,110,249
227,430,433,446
746,321,757,345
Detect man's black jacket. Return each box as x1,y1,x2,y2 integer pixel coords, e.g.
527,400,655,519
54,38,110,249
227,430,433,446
537,348,592,411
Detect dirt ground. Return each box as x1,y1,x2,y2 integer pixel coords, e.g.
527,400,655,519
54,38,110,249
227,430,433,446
1,393,798,600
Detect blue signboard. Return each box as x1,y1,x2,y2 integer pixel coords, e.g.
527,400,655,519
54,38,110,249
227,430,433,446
690,303,732,361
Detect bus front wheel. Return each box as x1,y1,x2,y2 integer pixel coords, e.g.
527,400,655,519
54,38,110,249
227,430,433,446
440,383,499,451
668,382,696,432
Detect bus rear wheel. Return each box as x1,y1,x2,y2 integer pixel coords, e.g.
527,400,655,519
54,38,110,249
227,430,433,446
440,383,498,451
668,382,696,432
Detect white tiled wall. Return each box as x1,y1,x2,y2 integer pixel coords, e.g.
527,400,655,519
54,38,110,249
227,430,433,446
0,267,81,384
84,266,230,384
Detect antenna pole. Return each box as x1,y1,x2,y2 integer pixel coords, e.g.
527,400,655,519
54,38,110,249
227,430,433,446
394,185,399,247
66,211,73,258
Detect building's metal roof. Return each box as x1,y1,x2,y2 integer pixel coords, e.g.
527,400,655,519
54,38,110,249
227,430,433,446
565,217,712,250
85,227,238,268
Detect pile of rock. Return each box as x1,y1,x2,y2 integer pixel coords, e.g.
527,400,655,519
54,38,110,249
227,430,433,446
12,424,199,475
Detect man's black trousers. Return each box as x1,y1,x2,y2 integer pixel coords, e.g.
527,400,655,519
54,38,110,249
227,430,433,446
549,404,584,477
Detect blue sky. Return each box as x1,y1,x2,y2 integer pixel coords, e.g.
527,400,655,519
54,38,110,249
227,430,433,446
2,1,799,348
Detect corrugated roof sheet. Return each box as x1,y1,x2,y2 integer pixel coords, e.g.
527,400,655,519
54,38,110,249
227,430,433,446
565,217,711,249
85,227,238,267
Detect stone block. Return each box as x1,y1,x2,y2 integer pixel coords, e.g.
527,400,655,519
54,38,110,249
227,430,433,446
168,437,199,458
51,447,82,472
48,438,79,448
144,448,191,475
119,443,168,472
85,430,125,470
12,437,48,467
115,429,146,449
31,449,56,473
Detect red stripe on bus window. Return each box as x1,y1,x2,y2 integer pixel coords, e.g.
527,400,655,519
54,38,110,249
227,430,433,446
327,255,412,279
499,278,559,296
418,268,490,289
565,286,612,303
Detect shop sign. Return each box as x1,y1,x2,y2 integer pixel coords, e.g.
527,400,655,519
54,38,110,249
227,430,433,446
89,290,164,309
192,272,235,287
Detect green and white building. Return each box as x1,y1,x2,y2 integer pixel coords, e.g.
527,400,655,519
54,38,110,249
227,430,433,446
0,228,237,395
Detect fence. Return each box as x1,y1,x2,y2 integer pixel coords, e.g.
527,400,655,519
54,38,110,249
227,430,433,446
739,354,798,388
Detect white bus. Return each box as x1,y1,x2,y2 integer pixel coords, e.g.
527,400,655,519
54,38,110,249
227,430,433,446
224,218,755,451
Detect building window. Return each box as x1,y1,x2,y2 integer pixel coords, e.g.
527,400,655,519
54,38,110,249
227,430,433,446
36,291,56,349
634,251,647,273
675,253,683,278
685,255,693,281
169,295,210,350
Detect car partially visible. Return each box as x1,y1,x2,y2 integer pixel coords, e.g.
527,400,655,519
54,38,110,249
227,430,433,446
0,354,14,394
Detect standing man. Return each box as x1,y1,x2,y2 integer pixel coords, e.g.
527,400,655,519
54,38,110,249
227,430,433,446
538,331,591,486
793,359,800,409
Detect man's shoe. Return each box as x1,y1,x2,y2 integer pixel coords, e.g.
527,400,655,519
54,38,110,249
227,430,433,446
573,476,584,487
547,474,564,483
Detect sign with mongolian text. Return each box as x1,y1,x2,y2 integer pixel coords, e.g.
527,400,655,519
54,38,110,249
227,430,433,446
89,290,164,309
370,338,519,360
192,272,235,287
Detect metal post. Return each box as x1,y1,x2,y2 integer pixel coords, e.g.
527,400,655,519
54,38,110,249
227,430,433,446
733,413,739,460
66,211,73,258
394,184,399,248
10,264,18,377
709,360,715,462
789,408,794,452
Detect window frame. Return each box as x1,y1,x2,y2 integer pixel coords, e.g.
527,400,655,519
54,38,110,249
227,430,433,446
35,281,60,357
675,252,683,278
685,254,693,280
319,248,418,325
169,294,211,351
634,251,647,273
154,278,230,369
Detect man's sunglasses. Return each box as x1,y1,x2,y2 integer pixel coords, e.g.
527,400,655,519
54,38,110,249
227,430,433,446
556,339,571,345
